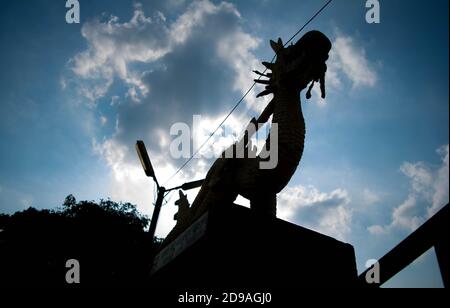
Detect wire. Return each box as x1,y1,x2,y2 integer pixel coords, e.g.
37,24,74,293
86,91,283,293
163,191,175,206
284,0,333,47
163,0,334,186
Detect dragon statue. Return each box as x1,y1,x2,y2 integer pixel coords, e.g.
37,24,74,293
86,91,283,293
163,30,332,245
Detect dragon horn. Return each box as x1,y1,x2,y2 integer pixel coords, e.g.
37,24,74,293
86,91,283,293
270,38,284,54
278,38,283,46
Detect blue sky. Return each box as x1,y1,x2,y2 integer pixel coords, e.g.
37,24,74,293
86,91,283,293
0,0,448,287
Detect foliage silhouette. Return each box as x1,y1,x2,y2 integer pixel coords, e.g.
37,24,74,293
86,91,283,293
0,195,160,287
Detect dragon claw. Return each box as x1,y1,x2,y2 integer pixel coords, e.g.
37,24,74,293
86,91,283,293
254,79,271,85
253,70,271,78
256,89,273,98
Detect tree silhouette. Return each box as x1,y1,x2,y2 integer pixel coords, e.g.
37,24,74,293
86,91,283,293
0,195,160,287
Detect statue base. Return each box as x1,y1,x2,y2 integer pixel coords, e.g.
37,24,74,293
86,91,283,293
150,203,358,288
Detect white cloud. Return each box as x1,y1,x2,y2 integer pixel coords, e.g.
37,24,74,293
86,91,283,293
362,188,380,206
166,0,186,8
67,0,254,106
100,116,108,126
367,224,386,235
92,138,174,236
430,145,449,216
20,197,33,208
69,4,167,102
308,31,378,105
278,185,352,241
192,112,265,159
216,30,268,112
330,35,377,89
170,1,240,45
369,145,449,235
60,77,67,90
110,95,120,106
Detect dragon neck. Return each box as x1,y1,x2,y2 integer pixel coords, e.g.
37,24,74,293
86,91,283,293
265,89,306,193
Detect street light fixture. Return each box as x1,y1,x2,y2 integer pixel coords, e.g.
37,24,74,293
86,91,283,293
135,140,204,243
136,140,157,184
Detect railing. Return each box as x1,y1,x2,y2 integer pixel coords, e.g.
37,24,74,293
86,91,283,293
358,203,449,288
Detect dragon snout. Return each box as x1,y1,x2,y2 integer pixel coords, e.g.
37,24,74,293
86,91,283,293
291,31,331,99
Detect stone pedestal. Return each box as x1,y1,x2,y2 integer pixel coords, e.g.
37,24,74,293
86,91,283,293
150,203,358,288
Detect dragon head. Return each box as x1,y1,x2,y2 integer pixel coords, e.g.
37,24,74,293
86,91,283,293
255,30,332,99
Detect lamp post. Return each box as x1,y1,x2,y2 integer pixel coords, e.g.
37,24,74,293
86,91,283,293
135,140,204,243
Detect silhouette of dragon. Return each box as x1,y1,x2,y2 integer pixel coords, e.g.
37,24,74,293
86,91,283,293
163,31,332,245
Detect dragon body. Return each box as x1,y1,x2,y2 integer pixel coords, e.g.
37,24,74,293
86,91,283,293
163,31,332,245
